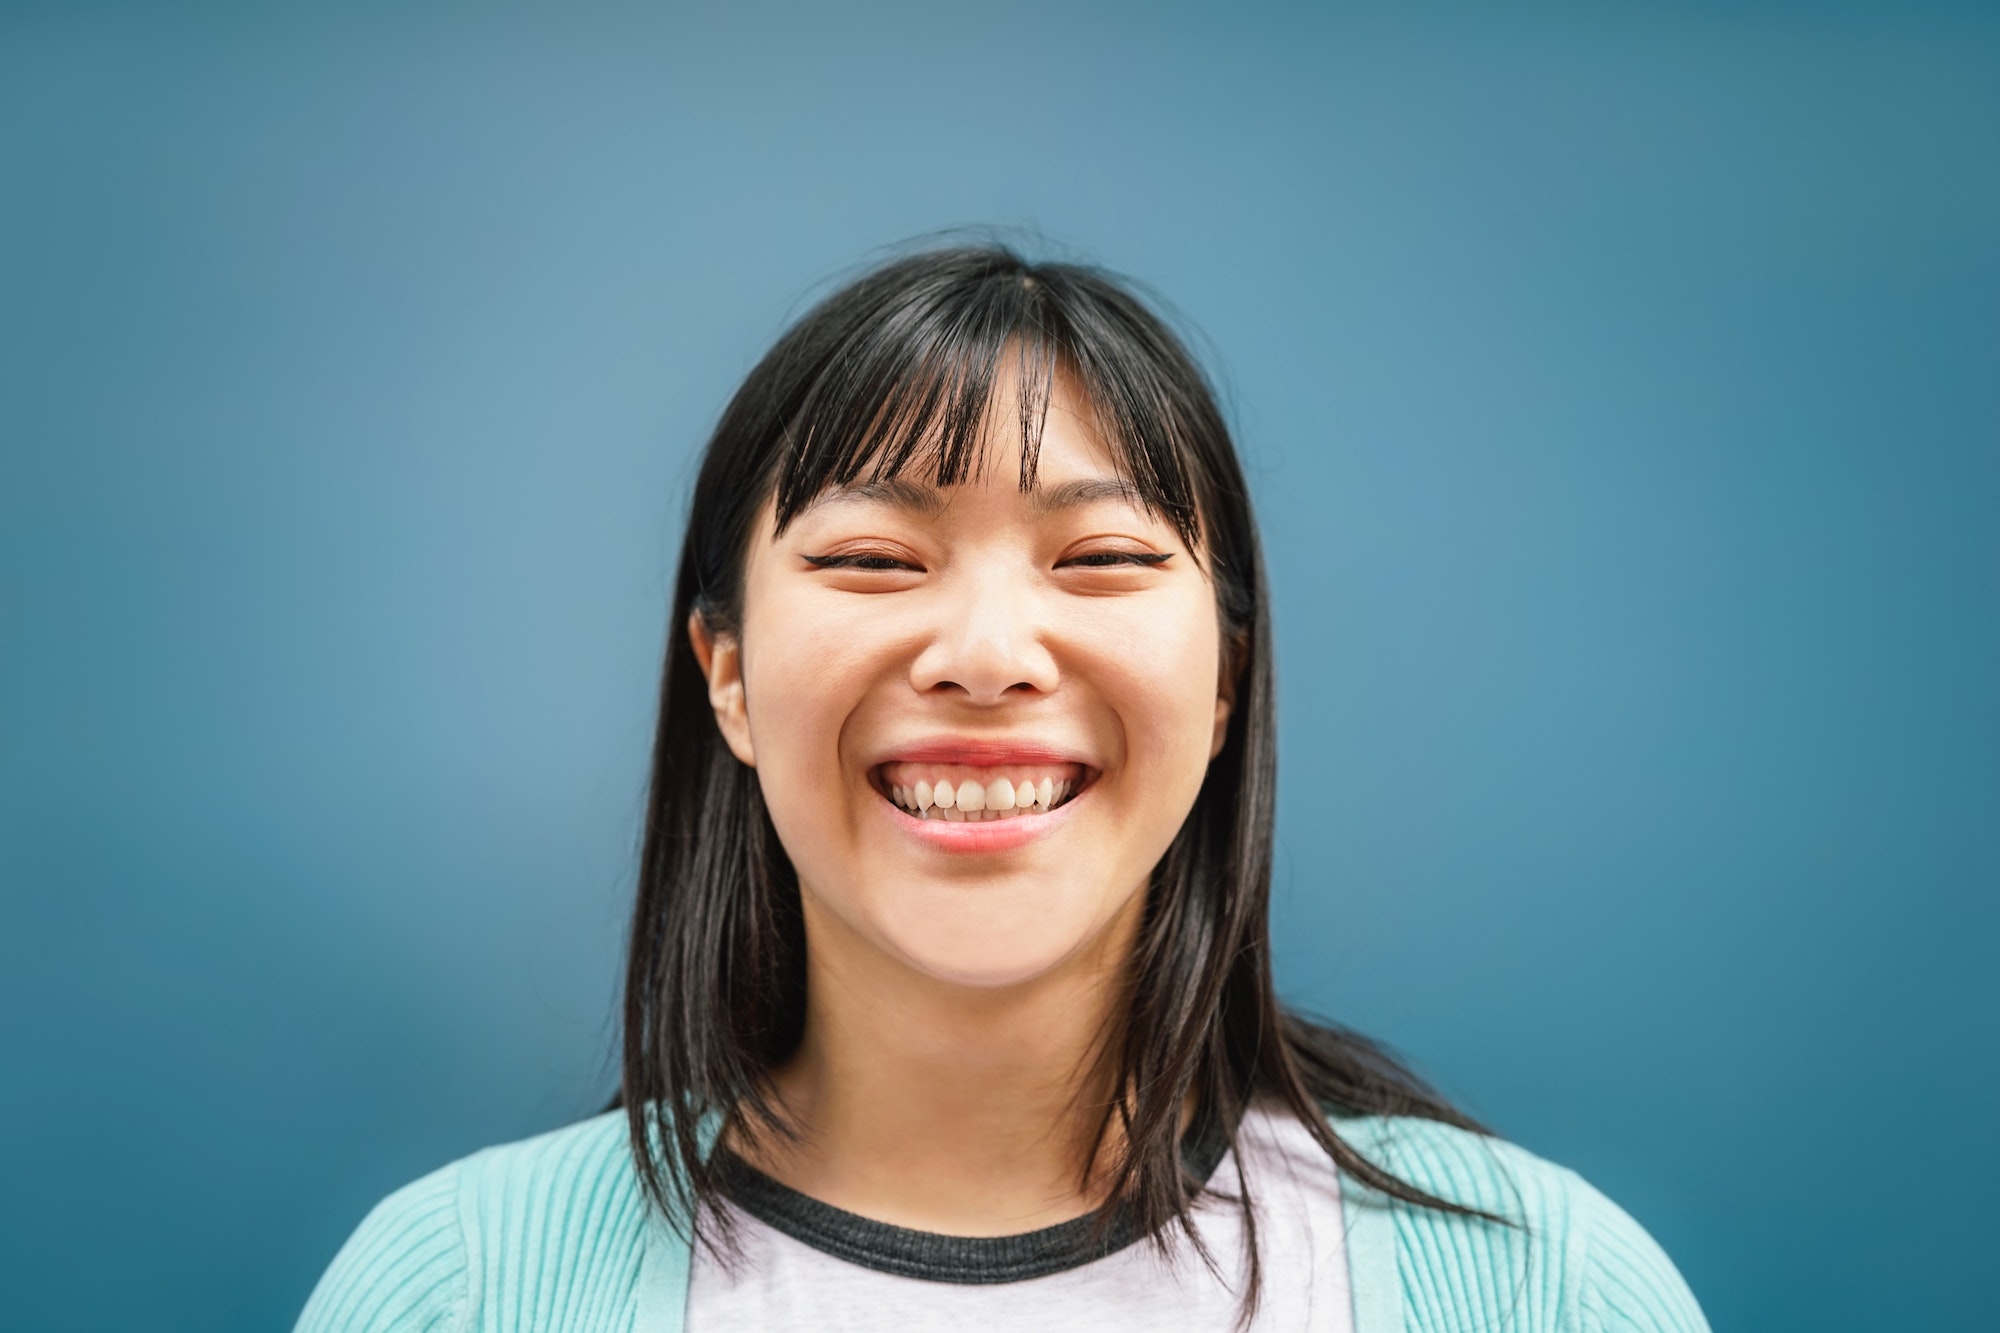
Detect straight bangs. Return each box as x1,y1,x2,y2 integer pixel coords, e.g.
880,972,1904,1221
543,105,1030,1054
764,254,1207,555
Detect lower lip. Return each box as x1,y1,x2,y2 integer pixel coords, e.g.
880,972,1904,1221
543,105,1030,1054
881,788,1084,853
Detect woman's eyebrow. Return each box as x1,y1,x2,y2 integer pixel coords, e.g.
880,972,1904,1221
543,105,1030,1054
802,477,948,518
1028,477,1146,515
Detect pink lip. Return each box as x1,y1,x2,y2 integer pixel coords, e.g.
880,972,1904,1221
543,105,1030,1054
879,783,1086,853
874,738,1090,767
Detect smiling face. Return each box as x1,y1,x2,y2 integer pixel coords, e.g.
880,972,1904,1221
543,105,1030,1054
694,368,1233,991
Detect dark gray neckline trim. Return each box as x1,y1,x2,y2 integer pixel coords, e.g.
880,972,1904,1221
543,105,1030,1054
713,1104,1233,1285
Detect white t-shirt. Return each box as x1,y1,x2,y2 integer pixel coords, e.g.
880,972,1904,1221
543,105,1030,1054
686,1104,1356,1331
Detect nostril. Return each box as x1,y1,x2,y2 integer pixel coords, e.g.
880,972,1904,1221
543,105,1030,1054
925,680,1043,699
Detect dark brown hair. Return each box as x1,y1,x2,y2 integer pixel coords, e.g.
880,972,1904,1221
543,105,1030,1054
617,242,1508,1313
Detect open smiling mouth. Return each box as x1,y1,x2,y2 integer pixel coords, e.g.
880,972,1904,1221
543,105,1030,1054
872,762,1093,822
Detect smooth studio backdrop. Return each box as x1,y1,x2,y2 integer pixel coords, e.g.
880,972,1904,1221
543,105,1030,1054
3,4,1995,1330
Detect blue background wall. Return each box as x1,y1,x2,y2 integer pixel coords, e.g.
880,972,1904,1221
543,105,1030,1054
4,4,1995,1329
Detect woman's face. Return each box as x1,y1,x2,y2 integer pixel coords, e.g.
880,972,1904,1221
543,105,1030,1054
696,371,1231,990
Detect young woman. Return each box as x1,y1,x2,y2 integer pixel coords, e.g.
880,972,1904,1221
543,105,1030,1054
298,245,1710,1331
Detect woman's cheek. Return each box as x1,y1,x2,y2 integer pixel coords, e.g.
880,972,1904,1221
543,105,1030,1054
740,598,876,853
744,591,881,739
1096,599,1222,768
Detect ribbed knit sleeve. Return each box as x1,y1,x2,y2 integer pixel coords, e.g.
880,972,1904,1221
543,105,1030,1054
1336,1114,1711,1333
453,1111,655,1331
294,1111,661,1333
1567,1171,1708,1333
294,1162,469,1333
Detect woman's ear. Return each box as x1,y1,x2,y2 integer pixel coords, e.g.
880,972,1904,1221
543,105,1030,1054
688,610,756,767
1210,631,1246,760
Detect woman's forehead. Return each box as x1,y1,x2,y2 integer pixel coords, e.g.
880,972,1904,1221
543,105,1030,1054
770,348,1202,550
786,397,1144,523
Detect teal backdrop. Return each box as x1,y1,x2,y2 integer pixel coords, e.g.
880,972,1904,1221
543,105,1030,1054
3,4,1995,1330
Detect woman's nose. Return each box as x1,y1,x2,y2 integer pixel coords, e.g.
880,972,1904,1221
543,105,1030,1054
908,568,1059,704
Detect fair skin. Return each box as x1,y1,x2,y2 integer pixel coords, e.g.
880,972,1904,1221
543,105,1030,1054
690,368,1232,1235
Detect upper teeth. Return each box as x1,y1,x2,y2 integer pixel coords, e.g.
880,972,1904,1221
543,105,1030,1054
887,773,1074,821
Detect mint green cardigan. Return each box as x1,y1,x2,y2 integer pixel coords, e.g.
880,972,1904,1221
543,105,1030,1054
296,1109,1709,1331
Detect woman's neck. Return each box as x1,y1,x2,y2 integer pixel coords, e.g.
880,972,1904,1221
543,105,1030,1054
728,893,1141,1236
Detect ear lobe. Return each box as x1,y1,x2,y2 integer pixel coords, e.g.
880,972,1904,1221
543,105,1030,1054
688,610,756,767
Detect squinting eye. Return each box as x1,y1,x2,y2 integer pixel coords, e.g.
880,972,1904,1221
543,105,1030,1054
803,553,921,572
1060,551,1173,569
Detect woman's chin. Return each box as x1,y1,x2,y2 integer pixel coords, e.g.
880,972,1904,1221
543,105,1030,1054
895,948,1076,990
868,887,1136,991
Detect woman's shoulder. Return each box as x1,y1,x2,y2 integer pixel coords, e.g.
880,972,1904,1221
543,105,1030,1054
294,1109,654,1333
1331,1111,1711,1332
